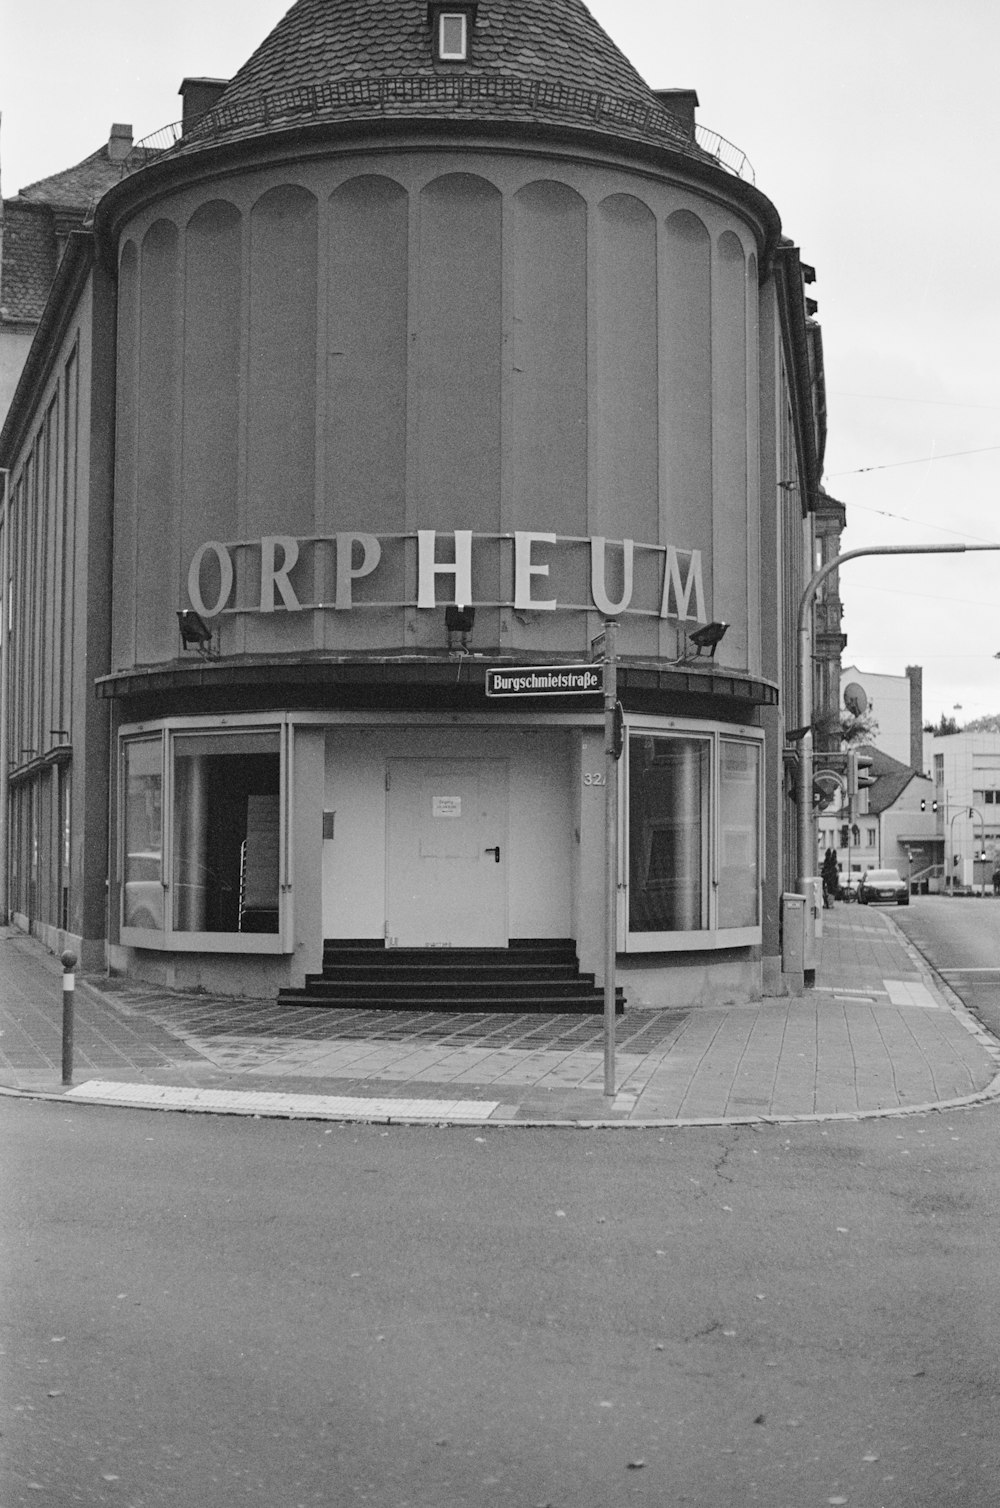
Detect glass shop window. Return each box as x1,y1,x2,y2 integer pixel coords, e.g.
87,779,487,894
718,739,760,928
628,735,710,933
123,737,164,929
172,732,280,934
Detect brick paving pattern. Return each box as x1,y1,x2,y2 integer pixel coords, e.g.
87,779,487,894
1,905,999,1124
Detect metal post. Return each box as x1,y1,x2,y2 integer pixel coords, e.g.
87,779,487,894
603,618,619,1099
61,950,78,1084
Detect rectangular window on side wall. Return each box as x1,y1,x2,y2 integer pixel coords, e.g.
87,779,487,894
624,723,762,951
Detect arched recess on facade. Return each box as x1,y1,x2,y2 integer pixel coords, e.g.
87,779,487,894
714,228,749,665
593,193,658,544
135,219,181,665
112,238,140,672
509,180,588,538
662,210,712,567
183,201,242,563
326,175,408,540
247,185,318,544
416,173,502,538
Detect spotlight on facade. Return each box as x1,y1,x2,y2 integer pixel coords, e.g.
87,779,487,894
688,621,729,658
445,603,475,650
177,609,215,656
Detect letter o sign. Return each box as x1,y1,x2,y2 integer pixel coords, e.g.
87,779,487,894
187,542,234,618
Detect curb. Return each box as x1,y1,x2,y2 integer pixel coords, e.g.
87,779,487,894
6,1071,1000,1129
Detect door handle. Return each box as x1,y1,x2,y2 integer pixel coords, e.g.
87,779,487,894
484,846,501,863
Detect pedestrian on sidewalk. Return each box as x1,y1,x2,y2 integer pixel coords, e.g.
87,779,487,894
822,848,839,909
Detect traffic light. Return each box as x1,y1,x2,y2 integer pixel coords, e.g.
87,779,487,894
847,750,876,796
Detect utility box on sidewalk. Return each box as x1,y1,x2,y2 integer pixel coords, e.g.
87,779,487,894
796,876,823,975
781,892,806,994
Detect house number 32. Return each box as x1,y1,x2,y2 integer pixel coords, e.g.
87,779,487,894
582,772,607,786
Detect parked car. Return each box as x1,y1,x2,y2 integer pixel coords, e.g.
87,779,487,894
858,868,909,906
838,875,861,902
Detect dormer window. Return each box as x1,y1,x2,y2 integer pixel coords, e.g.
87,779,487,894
429,3,478,63
439,13,467,59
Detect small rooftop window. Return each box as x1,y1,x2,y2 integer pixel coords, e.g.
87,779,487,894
439,13,467,59
429,3,477,63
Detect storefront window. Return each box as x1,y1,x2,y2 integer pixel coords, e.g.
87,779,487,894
121,721,287,949
172,732,280,933
628,735,710,933
626,725,762,946
718,739,760,928
123,737,163,929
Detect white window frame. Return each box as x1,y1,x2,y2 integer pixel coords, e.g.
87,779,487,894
622,716,764,953
437,11,468,59
119,714,294,953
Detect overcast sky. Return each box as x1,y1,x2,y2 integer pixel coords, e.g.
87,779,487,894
2,0,998,729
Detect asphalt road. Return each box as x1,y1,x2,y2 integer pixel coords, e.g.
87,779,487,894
4,1095,1000,1507
893,893,1000,1041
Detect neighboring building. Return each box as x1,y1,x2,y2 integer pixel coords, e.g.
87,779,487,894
840,664,924,770
929,731,1000,889
0,126,133,426
0,0,828,1008
816,746,937,889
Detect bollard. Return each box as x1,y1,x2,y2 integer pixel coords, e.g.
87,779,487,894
61,950,78,1085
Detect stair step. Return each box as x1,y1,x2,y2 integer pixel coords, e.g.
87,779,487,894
300,981,607,1000
279,938,626,1016
307,966,593,985
322,948,579,967
278,993,625,1015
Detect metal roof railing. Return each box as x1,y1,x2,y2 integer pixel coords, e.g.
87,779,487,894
122,72,754,184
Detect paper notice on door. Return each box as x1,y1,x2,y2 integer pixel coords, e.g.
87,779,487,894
432,796,462,818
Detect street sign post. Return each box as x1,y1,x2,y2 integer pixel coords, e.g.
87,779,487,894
602,621,620,1099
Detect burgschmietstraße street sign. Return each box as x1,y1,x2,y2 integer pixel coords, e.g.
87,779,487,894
485,665,603,697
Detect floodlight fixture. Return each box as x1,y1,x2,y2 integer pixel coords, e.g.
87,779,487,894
177,609,216,656
445,603,475,650
687,621,729,658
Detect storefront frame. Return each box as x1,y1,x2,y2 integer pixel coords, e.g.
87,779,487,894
622,715,764,953
118,712,295,953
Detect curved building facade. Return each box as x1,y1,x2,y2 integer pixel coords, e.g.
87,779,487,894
0,0,828,1007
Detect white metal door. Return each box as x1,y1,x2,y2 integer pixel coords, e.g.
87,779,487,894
386,759,508,946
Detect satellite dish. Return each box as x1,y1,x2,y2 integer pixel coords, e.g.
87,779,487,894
843,682,868,716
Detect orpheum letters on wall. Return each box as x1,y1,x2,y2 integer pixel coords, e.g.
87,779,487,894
187,530,708,625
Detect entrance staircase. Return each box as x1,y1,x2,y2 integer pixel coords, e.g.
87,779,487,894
277,938,625,1014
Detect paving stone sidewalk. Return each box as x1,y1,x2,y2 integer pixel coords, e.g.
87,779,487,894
1,905,999,1126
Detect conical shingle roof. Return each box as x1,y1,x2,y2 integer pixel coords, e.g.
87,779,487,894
174,0,704,163
223,0,654,102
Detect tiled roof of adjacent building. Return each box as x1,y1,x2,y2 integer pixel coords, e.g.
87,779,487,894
864,744,922,815
0,200,57,322
1,127,131,324
16,127,133,210
169,0,713,166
